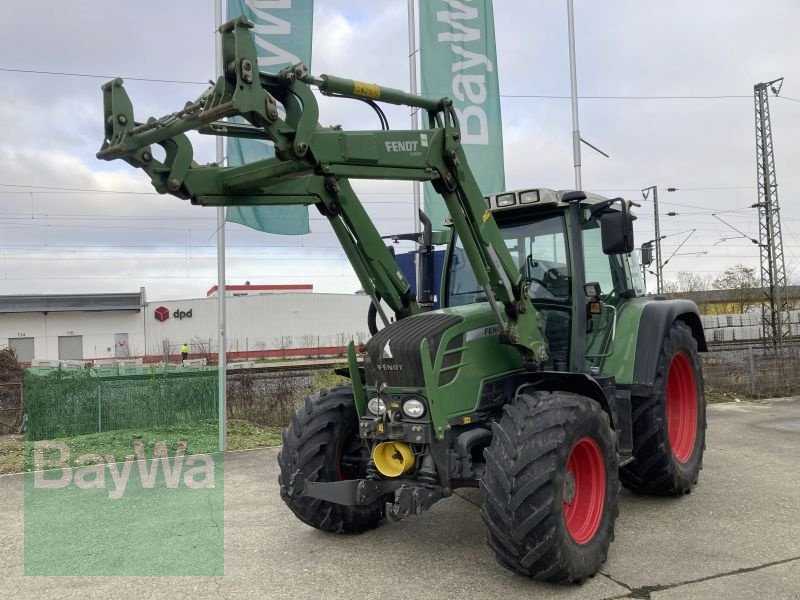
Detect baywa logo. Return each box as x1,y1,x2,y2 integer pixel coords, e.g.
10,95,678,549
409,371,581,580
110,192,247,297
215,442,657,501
154,306,170,322
32,441,215,499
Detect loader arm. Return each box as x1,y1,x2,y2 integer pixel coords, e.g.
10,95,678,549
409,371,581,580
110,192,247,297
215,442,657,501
97,16,548,364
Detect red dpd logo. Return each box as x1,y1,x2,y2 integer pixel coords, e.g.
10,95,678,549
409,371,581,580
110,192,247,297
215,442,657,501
154,306,170,322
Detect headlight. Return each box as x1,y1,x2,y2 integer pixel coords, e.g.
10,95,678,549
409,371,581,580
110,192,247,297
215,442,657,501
402,397,426,418
495,192,516,207
367,397,386,416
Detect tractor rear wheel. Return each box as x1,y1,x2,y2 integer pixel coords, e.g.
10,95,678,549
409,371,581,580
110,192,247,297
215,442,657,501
278,386,384,533
480,391,619,584
620,320,706,495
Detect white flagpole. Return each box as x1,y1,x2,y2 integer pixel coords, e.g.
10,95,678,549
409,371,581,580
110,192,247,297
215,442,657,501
408,0,421,294
214,0,227,452
567,0,582,190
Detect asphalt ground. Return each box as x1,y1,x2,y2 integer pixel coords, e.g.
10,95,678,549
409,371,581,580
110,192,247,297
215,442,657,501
1,397,799,599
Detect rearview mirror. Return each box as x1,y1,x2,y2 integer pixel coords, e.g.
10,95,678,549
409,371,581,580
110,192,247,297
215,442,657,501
600,209,634,255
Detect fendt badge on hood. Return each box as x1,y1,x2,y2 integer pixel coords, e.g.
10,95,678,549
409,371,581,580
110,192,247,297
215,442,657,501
378,338,403,370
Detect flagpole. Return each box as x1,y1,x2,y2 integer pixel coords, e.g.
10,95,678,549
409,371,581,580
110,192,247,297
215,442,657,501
407,0,421,295
567,0,582,190
214,0,227,452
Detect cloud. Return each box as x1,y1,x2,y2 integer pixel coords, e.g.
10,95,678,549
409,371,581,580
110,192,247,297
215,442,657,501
0,0,799,298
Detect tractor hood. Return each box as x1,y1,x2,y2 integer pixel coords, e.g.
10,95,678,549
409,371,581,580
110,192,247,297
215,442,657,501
363,304,524,437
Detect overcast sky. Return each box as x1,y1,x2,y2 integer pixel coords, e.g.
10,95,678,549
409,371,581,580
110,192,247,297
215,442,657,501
0,0,799,300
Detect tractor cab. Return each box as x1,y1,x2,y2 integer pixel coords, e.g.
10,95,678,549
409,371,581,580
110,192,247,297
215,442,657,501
444,188,645,373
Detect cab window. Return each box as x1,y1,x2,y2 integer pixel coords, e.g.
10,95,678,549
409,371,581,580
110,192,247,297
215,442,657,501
446,214,571,307
581,220,627,303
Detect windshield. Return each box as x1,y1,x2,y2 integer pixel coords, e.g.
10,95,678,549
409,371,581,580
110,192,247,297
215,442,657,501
446,214,571,307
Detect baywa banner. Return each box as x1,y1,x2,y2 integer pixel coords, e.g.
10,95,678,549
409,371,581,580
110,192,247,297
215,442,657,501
226,0,315,235
420,0,505,230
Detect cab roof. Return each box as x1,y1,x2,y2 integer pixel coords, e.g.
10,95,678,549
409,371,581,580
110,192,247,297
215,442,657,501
485,188,612,213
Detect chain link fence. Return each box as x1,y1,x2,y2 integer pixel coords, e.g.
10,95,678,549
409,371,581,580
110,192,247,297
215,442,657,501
21,365,344,441
24,369,217,441
21,344,790,442
702,342,800,400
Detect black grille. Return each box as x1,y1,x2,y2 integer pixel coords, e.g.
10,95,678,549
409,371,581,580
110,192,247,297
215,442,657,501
365,313,463,387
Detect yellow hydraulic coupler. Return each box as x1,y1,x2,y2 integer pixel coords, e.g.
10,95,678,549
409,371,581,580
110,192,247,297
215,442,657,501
372,442,415,477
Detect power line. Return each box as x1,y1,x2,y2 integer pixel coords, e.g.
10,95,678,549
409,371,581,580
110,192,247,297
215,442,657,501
502,93,752,100
7,67,800,104
0,66,208,85
0,182,416,200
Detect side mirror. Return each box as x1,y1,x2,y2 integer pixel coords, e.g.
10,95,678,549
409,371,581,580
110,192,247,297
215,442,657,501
640,242,653,267
600,209,634,255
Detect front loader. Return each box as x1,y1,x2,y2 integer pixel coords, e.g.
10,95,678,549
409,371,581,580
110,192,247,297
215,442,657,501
97,17,707,584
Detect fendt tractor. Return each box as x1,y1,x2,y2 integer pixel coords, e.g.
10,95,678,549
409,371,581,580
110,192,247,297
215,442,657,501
98,18,707,584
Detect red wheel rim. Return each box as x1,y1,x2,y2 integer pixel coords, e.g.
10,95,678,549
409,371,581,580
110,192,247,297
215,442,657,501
563,437,606,545
666,352,698,463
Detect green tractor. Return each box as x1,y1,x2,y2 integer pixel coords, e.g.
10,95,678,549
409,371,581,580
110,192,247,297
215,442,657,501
97,17,706,584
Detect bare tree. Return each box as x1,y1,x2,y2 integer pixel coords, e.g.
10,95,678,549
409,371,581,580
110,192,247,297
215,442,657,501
299,334,315,358
713,264,758,314
335,332,348,356
190,336,213,362
663,272,713,313
272,336,293,359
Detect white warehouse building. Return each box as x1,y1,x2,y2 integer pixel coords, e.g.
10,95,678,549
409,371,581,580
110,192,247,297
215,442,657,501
0,285,372,363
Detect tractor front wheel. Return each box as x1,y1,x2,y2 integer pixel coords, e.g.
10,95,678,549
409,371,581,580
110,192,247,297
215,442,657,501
620,320,707,495
480,391,619,584
278,386,384,533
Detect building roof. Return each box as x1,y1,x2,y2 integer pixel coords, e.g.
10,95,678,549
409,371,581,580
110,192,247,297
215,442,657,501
206,284,313,296
0,292,144,314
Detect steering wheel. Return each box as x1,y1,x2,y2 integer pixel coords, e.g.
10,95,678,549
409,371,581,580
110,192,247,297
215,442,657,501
526,268,568,300
545,267,567,284
533,268,566,289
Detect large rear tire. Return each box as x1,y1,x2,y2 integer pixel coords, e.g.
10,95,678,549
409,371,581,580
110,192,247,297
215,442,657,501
278,386,384,533
620,320,706,495
480,391,619,584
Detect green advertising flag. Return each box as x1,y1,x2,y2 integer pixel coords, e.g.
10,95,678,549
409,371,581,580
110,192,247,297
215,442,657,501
420,0,505,230
225,0,314,235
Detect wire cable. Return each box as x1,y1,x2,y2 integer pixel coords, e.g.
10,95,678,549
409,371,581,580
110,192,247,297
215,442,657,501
0,66,207,85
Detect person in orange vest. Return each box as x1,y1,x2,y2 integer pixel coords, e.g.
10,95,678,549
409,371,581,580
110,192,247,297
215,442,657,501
181,343,189,362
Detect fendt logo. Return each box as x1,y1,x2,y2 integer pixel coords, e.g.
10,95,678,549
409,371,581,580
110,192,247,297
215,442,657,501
154,306,170,322
384,140,419,152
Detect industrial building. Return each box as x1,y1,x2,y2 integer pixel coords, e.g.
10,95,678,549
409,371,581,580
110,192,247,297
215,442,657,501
0,285,371,363
4,281,784,364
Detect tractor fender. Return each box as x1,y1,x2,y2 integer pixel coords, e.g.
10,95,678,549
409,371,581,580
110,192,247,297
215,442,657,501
517,372,617,430
630,299,707,390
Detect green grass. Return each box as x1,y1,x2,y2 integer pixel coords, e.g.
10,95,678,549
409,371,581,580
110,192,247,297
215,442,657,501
0,419,282,475
0,436,23,474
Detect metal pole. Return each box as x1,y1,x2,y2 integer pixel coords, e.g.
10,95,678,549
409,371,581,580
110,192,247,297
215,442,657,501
566,0,582,190
653,186,663,294
642,186,663,294
408,0,422,295
215,0,227,452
